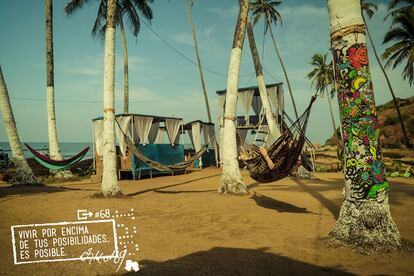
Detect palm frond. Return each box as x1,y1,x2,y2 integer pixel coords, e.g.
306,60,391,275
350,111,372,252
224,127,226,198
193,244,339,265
64,0,93,15
361,0,377,19
91,0,106,41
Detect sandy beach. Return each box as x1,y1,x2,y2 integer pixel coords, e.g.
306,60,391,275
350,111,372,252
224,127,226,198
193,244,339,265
0,168,413,275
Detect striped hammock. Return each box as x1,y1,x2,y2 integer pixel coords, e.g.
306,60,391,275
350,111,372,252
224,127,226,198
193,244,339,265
124,133,210,172
24,143,89,171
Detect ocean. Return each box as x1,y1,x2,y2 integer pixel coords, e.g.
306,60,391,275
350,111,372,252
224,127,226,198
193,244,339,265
0,142,93,159
0,142,195,159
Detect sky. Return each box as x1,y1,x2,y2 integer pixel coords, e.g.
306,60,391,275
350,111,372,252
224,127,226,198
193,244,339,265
0,0,412,145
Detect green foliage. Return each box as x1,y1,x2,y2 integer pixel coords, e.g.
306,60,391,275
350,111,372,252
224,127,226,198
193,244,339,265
306,53,334,96
383,151,404,159
382,7,414,86
250,0,282,31
383,141,402,149
65,0,154,41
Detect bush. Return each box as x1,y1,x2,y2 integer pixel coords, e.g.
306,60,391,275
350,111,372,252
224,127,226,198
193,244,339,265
383,141,402,149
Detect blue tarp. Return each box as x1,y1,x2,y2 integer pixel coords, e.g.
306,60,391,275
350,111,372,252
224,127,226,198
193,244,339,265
132,144,184,179
194,150,216,168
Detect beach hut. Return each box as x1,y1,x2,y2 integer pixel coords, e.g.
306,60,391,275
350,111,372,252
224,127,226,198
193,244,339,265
217,82,316,171
216,83,285,161
92,114,184,180
183,120,218,168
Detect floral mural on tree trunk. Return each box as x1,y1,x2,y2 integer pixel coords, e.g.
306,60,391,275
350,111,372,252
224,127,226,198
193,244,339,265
333,43,388,200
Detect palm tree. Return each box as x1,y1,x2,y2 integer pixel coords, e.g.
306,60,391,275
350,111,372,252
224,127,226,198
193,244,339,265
361,0,411,148
382,8,414,87
65,0,153,114
306,53,339,143
0,67,38,185
250,0,299,120
45,0,64,162
327,0,400,252
386,0,414,19
101,0,121,196
185,0,212,122
246,18,280,139
219,0,250,195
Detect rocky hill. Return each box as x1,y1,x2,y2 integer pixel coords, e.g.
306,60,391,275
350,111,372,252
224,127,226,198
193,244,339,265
326,96,414,148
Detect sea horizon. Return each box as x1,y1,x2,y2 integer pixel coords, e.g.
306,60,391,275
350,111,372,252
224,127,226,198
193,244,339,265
0,142,195,159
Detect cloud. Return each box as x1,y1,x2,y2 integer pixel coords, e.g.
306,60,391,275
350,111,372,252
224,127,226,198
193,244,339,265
170,32,193,46
279,4,327,17
56,53,103,76
58,65,101,76
208,4,238,19
116,55,148,71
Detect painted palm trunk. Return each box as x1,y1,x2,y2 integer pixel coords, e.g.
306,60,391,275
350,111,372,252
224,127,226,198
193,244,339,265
328,0,400,252
334,43,388,200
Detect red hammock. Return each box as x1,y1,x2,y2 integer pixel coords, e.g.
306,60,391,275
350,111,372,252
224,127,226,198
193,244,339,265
24,143,89,170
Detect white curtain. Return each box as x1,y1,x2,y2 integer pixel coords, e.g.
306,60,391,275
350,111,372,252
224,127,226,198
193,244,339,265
251,95,262,115
188,122,201,151
268,86,279,114
238,90,254,124
115,116,132,157
148,122,160,144
237,129,248,146
278,85,285,116
188,122,202,167
93,119,104,157
217,94,226,119
165,118,182,145
155,128,165,144
202,124,210,147
133,116,153,145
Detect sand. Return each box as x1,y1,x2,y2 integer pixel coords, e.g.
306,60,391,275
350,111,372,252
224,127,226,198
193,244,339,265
0,168,413,275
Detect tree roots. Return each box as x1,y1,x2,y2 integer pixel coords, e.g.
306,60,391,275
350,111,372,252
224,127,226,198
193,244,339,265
329,199,401,254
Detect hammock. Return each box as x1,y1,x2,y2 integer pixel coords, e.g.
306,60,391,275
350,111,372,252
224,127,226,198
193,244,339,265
24,143,89,171
118,121,214,172
239,96,316,183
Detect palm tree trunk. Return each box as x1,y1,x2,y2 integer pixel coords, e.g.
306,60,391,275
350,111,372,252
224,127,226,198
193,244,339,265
268,23,299,120
101,0,121,197
119,18,129,114
185,0,212,122
0,67,37,185
328,0,400,252
45,0,63,161
219,0,250,195
326,88,338,138
362,15,411,148
246,20,281,139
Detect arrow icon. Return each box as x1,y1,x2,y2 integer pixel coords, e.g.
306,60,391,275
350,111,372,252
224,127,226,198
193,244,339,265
77,210,93,220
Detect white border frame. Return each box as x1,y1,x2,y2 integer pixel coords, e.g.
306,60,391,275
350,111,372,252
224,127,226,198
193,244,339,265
11,219,118,265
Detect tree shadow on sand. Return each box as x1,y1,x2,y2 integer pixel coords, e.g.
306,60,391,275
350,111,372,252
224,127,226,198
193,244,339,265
125,247,354,275
0,184,67,200
250,192,312,214
292,179,340,219
127,174,221,197
154,189,216,194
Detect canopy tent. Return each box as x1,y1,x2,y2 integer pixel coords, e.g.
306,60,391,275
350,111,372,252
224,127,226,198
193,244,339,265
183,120,218,168
92,114,184,170
216,83,284,165
216,82,284,127
216,83,316,171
